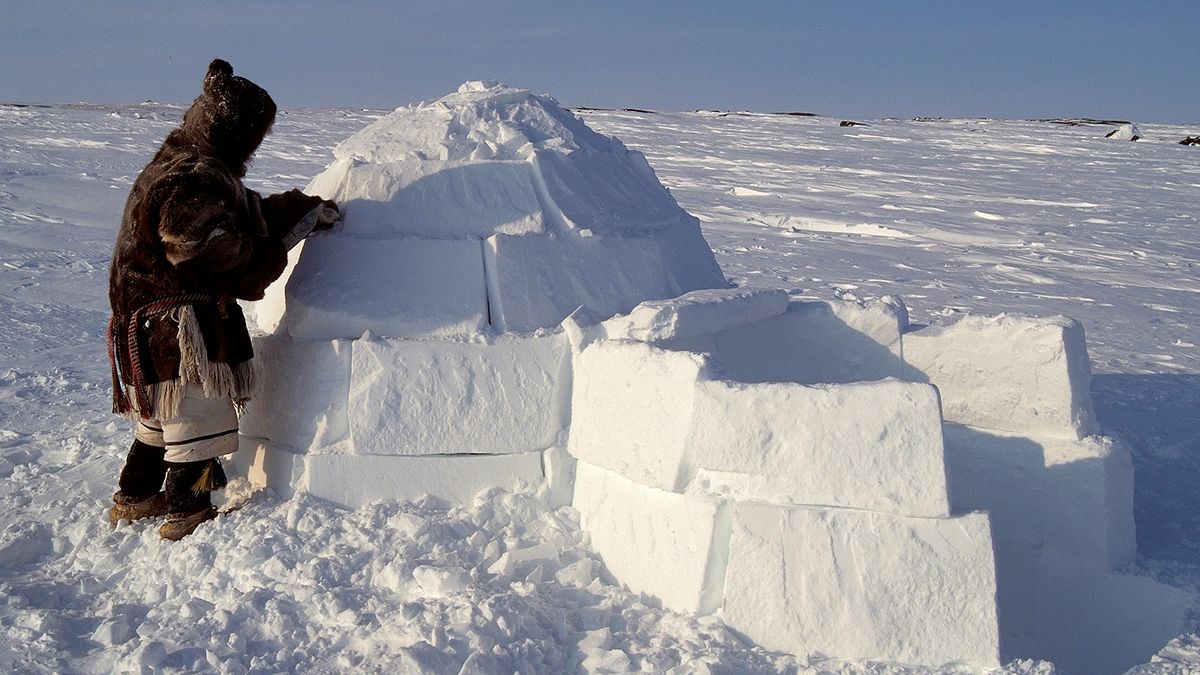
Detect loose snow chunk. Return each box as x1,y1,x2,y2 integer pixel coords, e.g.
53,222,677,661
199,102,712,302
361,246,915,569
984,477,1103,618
568,341,709,490
593,287,788,344
691,378,950,518
239,337,351,452
700,299,907,385
244,442,545,508
312,158,545,238
485,232,722,332
533,149,686,234
904,314,1097,439
257,235,487,339
348,334,568,456
573,461,729,615
724,503,1000,668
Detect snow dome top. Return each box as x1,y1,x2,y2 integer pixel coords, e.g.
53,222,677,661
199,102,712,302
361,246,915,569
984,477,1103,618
333,81,615,163
256,82,727,339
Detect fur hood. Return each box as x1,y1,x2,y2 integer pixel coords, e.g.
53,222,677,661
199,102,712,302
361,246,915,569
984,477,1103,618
174,59,277,179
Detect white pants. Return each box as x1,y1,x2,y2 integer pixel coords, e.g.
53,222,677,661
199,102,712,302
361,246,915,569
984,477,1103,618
133,382,239,463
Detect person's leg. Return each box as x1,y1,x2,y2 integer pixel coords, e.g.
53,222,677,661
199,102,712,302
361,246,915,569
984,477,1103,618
158,383,238,540
109,422,170,526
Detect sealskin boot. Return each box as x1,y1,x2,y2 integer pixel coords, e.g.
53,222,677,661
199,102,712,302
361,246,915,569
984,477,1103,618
159,506,218,541
159,460,221,541
108,491,169,527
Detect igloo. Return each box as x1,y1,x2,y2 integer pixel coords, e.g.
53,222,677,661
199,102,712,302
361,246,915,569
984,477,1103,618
235,82,1189,673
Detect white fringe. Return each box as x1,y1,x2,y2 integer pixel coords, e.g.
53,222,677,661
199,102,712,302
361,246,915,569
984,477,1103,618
115,304,259,421
119,379,186,421
170,304,259,413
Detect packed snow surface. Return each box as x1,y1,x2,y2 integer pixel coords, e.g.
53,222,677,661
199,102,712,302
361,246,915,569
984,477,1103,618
0,99,1198,673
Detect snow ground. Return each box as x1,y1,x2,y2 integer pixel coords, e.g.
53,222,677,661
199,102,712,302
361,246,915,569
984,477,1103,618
0,101,1197,673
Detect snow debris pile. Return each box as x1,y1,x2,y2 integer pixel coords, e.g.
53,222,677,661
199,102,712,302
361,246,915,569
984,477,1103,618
233,83,1192,674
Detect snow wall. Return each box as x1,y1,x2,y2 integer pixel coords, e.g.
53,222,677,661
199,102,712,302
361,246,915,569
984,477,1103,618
236,82,1190,673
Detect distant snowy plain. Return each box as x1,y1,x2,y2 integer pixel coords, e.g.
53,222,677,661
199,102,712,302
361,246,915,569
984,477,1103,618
0,101,1196,673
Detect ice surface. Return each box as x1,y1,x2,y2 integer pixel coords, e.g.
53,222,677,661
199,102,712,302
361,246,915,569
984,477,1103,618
573,461,729,615
257,235,488,339
240,440,545,508
723,502,1000,667
347,334,569,456
904,314,1097,439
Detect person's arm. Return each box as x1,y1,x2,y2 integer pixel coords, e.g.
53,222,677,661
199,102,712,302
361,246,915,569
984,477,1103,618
256,188,341,242
158,179,287,301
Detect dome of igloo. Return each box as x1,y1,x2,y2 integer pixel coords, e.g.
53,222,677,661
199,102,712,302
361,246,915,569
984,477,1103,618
255,81,727,338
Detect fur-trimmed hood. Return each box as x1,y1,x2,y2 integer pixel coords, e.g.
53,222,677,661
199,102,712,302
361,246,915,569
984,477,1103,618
174,59,277,178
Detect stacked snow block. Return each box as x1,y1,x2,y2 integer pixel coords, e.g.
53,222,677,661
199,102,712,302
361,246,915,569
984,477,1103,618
241,82,728,509
592,290,911,386
904,314,1097,439
565,291,1002,668
237,332,568,507
904,314,1190,673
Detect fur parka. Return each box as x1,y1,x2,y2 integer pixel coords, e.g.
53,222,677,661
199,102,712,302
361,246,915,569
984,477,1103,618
109,59,328,419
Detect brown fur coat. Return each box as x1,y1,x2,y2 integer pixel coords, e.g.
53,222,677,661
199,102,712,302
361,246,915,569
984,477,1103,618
109,59,329,419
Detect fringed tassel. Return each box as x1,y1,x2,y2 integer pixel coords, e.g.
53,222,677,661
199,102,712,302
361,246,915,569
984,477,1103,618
108,315,134,416
175,305,258,401
191,458,228,494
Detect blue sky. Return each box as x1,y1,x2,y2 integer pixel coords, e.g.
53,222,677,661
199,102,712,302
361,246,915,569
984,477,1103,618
2,1,1197,122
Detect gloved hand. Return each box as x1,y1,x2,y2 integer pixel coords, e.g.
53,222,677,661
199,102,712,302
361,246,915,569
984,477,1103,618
312,200,342,232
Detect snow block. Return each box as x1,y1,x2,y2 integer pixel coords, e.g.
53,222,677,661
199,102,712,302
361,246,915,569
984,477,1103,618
692,298,907,385
590,287,788,344
943,425,1135,571
572,461,729,615
312,158,546,238
568,341,709,490
690,378,950,518
238,440,545,508
904,314,1097,439
256,235,488,339
348,333,569,456
239,336,351,453
1041,435,1136,570
484,230,725,333
723,502,1000,668
532,148,687,234
569,340,950,516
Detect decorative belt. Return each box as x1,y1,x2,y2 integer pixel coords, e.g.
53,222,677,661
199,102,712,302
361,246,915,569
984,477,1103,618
108,292,228,419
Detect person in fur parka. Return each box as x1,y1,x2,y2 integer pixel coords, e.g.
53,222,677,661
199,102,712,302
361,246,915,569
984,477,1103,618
107,59,340,539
